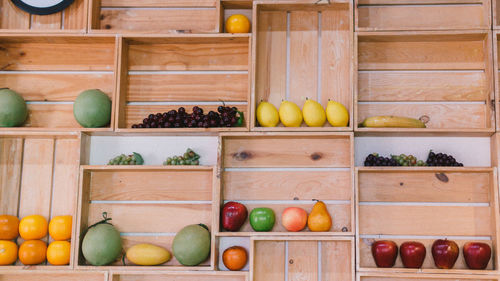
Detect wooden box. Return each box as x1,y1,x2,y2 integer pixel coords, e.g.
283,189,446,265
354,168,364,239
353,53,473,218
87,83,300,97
0,271,107,281
115,35,251,132
251,1,353,131
219,133,354,235
110,271,248,281
76,166,217,270
0,0,87,32
0,35,117,132
356,0,491,31
0,132,82,269
88,0,220,34
358,272,500,281
221,1,253,34
356,31,495,134
250,236,355,281
356,167,500,273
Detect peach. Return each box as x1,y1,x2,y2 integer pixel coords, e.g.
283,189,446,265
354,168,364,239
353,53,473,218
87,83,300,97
281,207,307,232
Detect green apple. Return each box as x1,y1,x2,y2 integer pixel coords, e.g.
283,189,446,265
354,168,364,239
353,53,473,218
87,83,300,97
249,208,275,232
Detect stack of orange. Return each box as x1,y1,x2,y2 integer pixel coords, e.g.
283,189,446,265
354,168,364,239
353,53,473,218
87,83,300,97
0,215,20,265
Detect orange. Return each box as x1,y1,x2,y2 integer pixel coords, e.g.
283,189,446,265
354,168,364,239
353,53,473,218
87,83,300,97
19,215,48,240
0,240,18,265
47,241,70,265
0,215,19,240
222,246,248,271
225,14,251,33
49,215,72,241
18,240,46,265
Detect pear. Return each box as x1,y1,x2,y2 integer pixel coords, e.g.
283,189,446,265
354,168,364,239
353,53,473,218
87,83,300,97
278,100,302,127
256,101,279,127
307,201,332,232
302,99,326,127
326,100,349,127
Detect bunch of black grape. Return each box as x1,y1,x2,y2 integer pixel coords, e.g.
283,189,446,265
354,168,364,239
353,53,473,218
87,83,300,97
364,153,398,166
164,148,200,165
426,151,463,166
131,106,243,129
108,152,144,165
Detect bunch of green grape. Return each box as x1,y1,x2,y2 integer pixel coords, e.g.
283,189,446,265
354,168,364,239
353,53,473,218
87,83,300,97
107,152,144,165
391,154,426,166
163,148,200,165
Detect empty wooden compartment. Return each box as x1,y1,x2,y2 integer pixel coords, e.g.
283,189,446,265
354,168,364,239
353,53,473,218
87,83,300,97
356,167,500,273
219,133,354,235
356,0,491,31
252,2,353,131
0,132,82,269
251,236,355,281
115,35,251,132
0,35,117,132
89,0,220,33
110,271,248,281
76,166,217,270
356,31,495,133
357,272,500,281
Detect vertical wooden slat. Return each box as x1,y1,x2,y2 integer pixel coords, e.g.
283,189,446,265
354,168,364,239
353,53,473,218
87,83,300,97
256,11,287,107
0,138,23,216
321,8,351,111
31,13,62,30
254,241,285,281
64,0,86,30
289,11,318,106
288,241,318,281
322,241,352,281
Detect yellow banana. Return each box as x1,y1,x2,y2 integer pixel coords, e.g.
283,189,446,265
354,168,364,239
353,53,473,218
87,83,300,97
359,116,426,128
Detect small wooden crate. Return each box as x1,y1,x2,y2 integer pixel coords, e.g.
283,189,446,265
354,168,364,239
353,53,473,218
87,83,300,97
219,133,354,236
76,165,217,270
110,271,248,281
221,0,253,34
356,0,491,31
357,272,500,281
0,132,82,269
250,236,355,281
0,35,117,132
356,31,495,134
88,0,220,34
356,167,500,274
114,34,251,133
0,270,107,281
251,1,353,131
0,0,87,32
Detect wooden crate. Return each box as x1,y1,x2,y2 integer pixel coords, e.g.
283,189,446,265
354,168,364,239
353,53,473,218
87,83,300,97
0,35,117,132
356,0,491,31
219,133,354,236
76,165,217,270
110,271,248,281
114,34,251,133
356,167,500,274
0,271,107,281
0,132,82,269
0,0,87,32
251,1,353,131
221,1,253,34
88,0,220,34
250,236,355,281
356,31,495,134
357,272,500,281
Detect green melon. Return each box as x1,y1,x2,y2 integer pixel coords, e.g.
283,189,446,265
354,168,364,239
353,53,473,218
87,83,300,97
0,88,27,127
73,89,111,128
82,223,122,266
172,224,211,266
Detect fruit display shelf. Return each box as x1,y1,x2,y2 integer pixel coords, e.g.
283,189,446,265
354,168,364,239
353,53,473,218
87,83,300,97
76,165,218,271
355,30,495,134
251,1,354,132
356,166,500,274
219,132,354,236
109,270,249,281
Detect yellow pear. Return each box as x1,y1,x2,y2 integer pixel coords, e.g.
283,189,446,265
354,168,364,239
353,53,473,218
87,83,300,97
256,101,279,127
326,100,349,127
307,201,332,232
302,99,326,127
278,100,302,127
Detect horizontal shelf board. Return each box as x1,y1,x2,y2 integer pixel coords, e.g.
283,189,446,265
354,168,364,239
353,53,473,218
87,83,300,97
356,268,499,275
0,70,114,74
359,202,489,207
126,101,247,106
217,232,354,237
76,265,212,270
128,70,249,75
116,128,248,133
358,101,486,105
356,166,493,172
91,200,212,204
81,165,213,170
101,7,216,10
359,234,491,240
358,3,482,7
224,167,351,171
223,200,351,205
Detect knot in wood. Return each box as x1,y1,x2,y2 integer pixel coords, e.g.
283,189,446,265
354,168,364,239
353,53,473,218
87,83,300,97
233,151,251,161
310,152,323,160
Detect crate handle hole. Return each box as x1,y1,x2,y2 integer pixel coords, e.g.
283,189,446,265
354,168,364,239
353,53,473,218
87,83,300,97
435,173,449,183
289,259,294,264
419,115,430,124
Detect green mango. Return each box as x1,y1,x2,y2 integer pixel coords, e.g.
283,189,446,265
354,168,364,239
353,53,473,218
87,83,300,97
73,89,111,128
0,88,27,127
82,222,122,266
172,224,210,266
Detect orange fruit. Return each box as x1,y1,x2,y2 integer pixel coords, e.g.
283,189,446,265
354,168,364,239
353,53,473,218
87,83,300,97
49,215,72,241
0,215,19,240
18,240,46,265
225,14,251,33
222,246,248,271
47,241,70,265
19,215,48,240
0,240,18,265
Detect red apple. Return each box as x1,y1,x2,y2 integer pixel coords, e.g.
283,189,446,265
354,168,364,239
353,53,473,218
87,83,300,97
281,207,307,232
463,242,491,270
372,240,398,268
222,202,248,231
400,241,426,268
432,239,459,269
